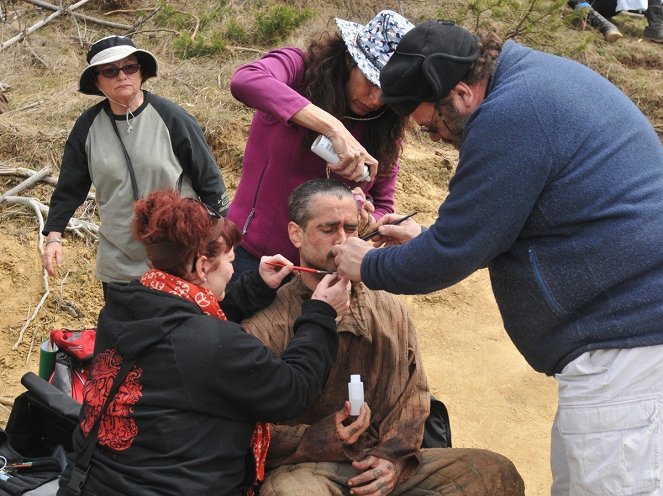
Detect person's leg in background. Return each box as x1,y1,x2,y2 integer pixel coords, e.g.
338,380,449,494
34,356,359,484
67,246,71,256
569,1,623,41
550,412,571,496
644,0,663,41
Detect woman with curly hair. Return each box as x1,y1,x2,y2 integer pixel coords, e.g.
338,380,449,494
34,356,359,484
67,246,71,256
227,10,413,276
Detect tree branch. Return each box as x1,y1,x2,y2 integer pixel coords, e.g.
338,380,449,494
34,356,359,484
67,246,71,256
2,195,99,238
0,166,51,204
1,0,93,50
127,6,161,34
0,164,96,200
6,195,50,351
23,0,132,29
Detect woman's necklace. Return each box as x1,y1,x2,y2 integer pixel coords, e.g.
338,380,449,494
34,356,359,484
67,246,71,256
341,107,387,122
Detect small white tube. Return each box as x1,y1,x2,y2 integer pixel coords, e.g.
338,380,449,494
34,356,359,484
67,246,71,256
348,374,364,416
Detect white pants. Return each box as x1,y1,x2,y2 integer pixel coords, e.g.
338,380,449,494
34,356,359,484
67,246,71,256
551,344,663,496
616,0,647,12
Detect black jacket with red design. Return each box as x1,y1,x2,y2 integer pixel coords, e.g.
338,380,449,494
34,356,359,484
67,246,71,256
57,271,338,496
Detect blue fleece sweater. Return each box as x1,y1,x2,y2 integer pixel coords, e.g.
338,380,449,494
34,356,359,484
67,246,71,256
363,40,663,375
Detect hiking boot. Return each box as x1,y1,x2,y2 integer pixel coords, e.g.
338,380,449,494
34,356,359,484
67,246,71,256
570,1,623,41
644,4,663,42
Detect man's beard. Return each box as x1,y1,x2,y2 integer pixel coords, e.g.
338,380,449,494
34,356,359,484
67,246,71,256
440,101,470,150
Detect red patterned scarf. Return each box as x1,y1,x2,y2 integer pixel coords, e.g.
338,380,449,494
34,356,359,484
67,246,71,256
140,269,270,494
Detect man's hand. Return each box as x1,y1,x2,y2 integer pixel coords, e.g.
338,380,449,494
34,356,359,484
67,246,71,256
369,213,422,247
336,401,371,445
351,188,376,238
331,238,372,281
348,456,400,496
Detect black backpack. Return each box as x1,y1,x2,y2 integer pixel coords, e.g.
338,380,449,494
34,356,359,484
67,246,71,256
422,396,452,449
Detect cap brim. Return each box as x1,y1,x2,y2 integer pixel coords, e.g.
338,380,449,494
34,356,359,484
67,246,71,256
380,95,421,117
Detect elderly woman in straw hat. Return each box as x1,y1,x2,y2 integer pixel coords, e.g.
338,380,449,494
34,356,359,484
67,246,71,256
226,10,413,279
41,35,228,298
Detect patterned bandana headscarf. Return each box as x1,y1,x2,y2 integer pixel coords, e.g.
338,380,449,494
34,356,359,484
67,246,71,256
336,10,414,87
140,268,270,494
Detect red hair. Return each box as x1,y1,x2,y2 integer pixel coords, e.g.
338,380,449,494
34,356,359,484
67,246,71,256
133,190,240,278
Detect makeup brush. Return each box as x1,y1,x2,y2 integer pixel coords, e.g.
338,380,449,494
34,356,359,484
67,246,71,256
266,261,333,275
360,212,417,241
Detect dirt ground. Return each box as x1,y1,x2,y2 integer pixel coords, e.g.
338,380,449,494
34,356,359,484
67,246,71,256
0,140,558,495
3,2,662,493
13,3,663,493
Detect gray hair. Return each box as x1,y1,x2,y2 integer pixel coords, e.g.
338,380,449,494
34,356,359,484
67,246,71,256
288,178,354,228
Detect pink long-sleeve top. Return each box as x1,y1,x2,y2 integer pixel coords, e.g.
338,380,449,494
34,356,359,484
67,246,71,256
227,47,400,264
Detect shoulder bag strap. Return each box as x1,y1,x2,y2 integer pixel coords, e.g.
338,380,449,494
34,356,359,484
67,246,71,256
106,107,139,201
63,358,135,496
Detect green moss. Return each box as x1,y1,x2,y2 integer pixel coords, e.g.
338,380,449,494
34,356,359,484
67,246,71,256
173,31,227,59
253,4,313,45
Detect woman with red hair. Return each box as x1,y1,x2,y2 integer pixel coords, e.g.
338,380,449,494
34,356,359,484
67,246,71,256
58,190,350,496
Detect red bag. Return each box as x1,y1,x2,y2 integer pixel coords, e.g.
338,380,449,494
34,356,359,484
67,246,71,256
48,328,96,403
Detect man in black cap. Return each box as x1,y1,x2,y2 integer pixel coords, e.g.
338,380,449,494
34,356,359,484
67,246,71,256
331,20,663,496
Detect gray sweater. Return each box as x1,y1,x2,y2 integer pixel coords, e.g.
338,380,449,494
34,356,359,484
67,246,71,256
44,91,228,282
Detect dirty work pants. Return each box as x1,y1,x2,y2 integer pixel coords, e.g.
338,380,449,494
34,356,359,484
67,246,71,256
551,344,663,496
259,448,524,496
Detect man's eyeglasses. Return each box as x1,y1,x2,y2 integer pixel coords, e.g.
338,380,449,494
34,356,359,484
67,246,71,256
420,105,454,136
97,63,141,79
420,106,442,135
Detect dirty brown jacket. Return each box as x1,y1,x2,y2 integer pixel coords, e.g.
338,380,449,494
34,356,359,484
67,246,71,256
242,276,430,482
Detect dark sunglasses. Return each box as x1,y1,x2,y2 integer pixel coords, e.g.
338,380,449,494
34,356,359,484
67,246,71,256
189,199,223,273
97,63,141,79
195,199,222,219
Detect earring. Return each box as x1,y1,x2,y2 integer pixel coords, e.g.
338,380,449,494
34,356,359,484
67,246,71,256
202,278,208,283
